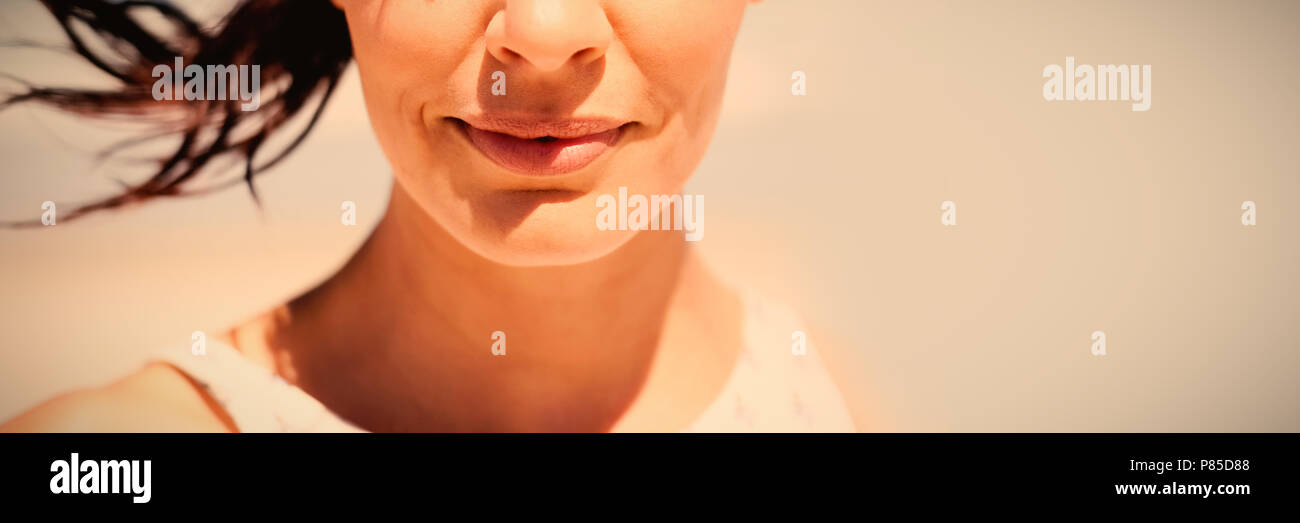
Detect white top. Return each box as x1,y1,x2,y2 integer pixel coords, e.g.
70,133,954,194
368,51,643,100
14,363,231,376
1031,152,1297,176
157,290,856,432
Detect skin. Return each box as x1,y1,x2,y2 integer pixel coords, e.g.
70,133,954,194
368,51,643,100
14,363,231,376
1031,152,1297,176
3,0,789,432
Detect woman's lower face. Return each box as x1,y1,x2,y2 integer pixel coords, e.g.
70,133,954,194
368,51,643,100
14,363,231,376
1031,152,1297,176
334,0,751,266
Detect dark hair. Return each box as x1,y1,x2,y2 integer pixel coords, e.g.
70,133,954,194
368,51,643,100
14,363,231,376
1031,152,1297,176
2,0,353,225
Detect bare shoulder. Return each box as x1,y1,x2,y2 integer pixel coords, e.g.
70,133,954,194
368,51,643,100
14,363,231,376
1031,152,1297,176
1,363,236,433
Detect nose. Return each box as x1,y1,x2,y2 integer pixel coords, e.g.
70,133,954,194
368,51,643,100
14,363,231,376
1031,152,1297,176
485,0,612,72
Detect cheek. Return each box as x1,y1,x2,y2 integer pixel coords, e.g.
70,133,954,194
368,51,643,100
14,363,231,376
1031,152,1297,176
343,2,486,164
613,0,746,107
618,8,744,192
343,2,494,217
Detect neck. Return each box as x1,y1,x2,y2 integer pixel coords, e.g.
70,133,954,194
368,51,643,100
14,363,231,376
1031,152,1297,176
261,183,695,430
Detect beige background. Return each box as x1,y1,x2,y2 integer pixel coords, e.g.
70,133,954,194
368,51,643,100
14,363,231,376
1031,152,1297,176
1,0,1297,430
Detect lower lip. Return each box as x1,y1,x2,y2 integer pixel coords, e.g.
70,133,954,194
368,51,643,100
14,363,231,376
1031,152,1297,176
459,121,624,176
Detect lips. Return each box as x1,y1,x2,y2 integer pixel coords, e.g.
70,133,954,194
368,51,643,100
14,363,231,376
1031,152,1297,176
453,116,628,176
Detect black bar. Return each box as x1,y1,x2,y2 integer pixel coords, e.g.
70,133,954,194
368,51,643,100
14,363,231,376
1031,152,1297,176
0,433,1294,510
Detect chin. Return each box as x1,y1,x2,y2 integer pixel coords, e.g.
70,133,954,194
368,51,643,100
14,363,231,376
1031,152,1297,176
455,197,639,267
462,224,638,267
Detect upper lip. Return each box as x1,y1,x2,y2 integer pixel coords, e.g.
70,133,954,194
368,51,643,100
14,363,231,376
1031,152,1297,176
454,114,630,139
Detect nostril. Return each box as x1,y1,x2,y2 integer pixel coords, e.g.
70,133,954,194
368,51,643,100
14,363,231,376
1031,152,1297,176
571,47,604,64
497,47,525,63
